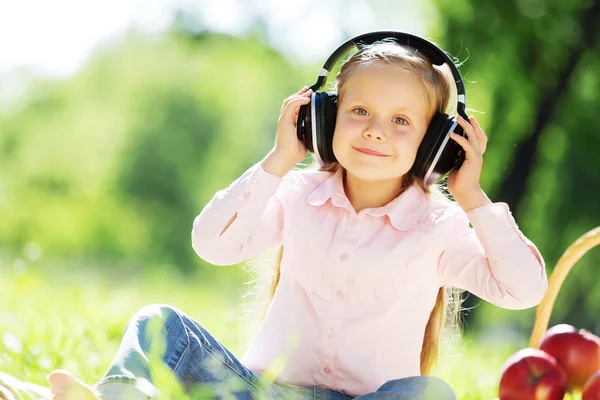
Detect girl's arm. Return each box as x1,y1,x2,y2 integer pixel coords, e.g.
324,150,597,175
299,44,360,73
437,202,548,310
438,116,547,309
191,154,291,266
192,87,312,266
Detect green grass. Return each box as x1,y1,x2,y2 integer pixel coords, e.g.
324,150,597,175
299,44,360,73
0,265,581,399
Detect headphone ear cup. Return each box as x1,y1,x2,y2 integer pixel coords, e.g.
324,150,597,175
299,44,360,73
296,100,313,152
413,113,463,186
321,92,338,163
313,92,338,165
413,113,447,180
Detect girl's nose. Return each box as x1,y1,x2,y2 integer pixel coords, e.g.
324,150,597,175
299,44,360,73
362,119,386,141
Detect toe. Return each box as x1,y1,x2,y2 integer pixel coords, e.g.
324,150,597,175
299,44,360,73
48,370,71,395
48,370,98,400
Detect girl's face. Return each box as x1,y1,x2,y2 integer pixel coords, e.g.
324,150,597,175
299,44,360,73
332,62,433,182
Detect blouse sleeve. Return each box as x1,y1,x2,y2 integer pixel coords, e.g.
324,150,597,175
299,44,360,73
191,162,290,266
437,202,548,310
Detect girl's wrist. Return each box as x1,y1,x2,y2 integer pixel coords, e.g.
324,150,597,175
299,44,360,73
453,186,492,213
261,149,295,177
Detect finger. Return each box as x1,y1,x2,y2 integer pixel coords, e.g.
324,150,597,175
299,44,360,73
287,91,312,111
292,96,311,119
469,116,488,154
281,90,312,113
292,102,306,120
468,116,486,140
281,96,294,113
285,89,312,105
457,116,480,153
449,132,482,161
284,95,312,121
281,87,308,112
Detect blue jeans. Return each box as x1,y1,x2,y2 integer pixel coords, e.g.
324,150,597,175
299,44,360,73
94,304,456,400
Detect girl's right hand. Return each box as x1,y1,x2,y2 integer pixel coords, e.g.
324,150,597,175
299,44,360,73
263,87,313,176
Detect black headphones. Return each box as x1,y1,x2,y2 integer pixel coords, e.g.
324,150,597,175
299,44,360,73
296,31,468,186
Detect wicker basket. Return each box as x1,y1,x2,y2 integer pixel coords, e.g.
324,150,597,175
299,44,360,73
494,227,600,400
529,226,600,348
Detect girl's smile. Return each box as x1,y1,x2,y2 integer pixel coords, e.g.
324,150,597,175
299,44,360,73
352,146,391,157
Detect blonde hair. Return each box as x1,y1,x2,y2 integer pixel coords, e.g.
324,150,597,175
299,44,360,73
240,40,464,377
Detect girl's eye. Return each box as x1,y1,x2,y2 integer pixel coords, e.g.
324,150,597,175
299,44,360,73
353,108,369,116
393,117,409,125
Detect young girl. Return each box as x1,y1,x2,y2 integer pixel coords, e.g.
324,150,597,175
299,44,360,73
39,35,548,400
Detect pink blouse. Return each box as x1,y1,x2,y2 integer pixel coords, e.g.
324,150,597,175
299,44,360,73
191,162,547,397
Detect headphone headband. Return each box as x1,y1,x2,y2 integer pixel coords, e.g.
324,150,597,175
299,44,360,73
309,31,467,119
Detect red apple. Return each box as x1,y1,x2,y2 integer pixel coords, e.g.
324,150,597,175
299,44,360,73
539,324,600,389
499,348,567,400
583,370,600,400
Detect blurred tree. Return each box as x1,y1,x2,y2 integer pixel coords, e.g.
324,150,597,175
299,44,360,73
431,0,600,332
0,29,312,272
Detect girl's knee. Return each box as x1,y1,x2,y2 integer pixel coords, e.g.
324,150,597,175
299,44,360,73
422,376,455,397
133,304,180,321
127,304,185,336
127,304,191,354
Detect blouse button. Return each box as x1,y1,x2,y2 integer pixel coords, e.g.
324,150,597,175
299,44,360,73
243,192,252,200
327,329,336,338
252,178,261,185
350,218,359,227
340,253,349,262
324,366,332,374
335,291,344,301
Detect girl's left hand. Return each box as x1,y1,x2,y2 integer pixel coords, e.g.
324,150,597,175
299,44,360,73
447,115,488,197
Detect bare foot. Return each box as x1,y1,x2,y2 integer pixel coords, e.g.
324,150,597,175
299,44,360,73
48,370,99,400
